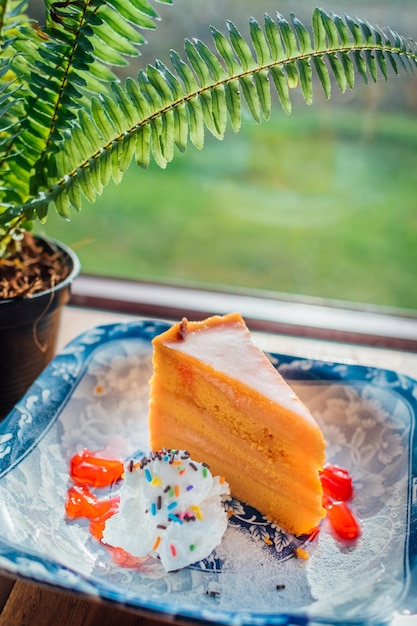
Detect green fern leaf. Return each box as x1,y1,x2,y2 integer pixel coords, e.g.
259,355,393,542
277,13,299,58
125,77,152,119
187,95,205,150
146,64,175,105
71,126,93,162
78,109,103,151
346,15,364,46
375,49,388,80
285,60,299,89
35,201,49,222
254,69,271,119
88,157,104,195
91,97,115,141
99,93,128,134
211,85,228,137
111,144,124,183
384,47,399,75
97,5,146,45
185,39,212,87
353,50,369,83
371,28,388,79
19,128,45,151
135,124,151,168
224,79,241,133
77,165,97,203
290,13,313,55
194,40,227,83
199,90,222,139
110,82,137,127
54,186,71,220
154,60,184,100
249,17,271,65
339,51,355,89
92,33,132,67
172,101,188,152
328,53,348,93
333,14,351,47
312,55,331,99
63,136,82,172
239,74,261,124
312,8,327,52
99,148,113,185
269,66,291,114
85,56,116,83
210,26,241,75
150,117,167,168
160,108,175,162
319,9,340,49
67,178,82,211
128,0,159,18
0,94,21,120
297,58,313,105
227,20,256,72
264,14,286,62
170,50,200,93
138,69,164,114
358,18,373,46
105,0,158,30
365,50,378,82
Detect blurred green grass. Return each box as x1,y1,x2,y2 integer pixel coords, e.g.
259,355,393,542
39,105,417,310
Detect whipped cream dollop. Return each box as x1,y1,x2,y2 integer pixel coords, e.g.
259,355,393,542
102,449,230,571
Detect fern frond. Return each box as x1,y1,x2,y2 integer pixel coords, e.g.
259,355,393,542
0,0,173,222
1,8,416,235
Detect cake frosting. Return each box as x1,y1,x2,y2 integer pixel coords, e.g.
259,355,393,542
149,313,326,536
102,449,230,571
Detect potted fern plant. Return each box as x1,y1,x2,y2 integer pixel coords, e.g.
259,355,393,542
0,0,416,418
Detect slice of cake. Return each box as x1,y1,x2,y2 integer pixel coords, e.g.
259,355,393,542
148,312,326,536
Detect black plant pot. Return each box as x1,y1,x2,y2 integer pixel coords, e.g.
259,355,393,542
0,237,80,420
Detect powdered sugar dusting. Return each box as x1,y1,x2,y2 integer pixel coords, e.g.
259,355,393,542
213,526,314,613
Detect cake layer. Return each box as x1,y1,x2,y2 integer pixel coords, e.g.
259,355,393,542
152,383,322,486
150,388,324,534
152,430,321,535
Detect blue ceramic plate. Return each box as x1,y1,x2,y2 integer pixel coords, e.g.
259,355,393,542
0,320,416,625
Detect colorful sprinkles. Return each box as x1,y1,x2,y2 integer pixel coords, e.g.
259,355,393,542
126,449,218,562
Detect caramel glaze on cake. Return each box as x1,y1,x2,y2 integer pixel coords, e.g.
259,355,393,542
148,312,326,537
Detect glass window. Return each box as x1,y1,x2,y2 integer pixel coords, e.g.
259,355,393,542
36,0,417,310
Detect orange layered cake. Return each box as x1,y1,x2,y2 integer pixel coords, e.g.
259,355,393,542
148,312,326,536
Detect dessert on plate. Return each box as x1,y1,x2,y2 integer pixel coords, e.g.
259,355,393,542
148,312,326,536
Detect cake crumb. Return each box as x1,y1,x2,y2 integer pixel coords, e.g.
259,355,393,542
177,318,189,340
294,547,309,560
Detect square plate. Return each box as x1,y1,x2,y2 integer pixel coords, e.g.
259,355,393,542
0,320,416,625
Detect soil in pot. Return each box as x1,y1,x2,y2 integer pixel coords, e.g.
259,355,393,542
0,234,80,420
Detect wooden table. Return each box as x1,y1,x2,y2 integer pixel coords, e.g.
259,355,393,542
1,304,417,625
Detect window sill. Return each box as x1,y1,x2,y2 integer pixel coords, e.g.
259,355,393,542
61,274,417,381
70,274,417,352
